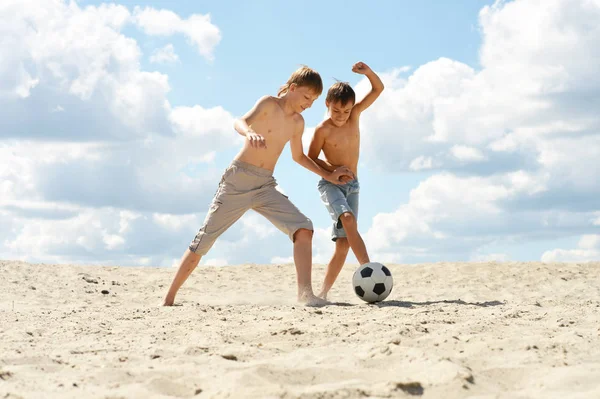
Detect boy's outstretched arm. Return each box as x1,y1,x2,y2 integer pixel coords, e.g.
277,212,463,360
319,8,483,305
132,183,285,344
307,126,336,173
233,95,275,149
291,117,352,184
351,62,384,115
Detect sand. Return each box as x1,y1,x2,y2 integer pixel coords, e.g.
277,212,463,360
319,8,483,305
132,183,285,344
1,260,599,398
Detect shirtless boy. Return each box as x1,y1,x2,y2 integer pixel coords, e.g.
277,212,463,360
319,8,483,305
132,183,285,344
307,62,384,300
162,66,353,307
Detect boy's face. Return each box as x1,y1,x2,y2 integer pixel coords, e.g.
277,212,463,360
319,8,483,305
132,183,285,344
290,84,319,113
326,100,354,127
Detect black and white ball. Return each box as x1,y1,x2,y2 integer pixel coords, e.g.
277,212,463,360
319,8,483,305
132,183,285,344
352,262,393,303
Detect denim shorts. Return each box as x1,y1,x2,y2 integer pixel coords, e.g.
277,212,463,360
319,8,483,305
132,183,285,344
317,178,360,241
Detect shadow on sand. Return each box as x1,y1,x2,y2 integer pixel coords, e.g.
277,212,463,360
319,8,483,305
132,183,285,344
323,299,505,308
375,299,505,308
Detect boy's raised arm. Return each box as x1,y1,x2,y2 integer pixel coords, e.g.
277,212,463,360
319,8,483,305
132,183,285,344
351,62,384,115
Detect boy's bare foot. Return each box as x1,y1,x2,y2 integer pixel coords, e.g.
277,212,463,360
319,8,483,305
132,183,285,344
299,292,329,307
162,297,175,306
317,290,328,301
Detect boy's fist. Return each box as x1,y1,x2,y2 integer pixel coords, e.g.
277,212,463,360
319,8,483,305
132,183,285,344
352,62,371,75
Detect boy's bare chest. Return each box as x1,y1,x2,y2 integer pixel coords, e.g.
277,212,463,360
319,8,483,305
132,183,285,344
256,113,295,142
324,127,360,150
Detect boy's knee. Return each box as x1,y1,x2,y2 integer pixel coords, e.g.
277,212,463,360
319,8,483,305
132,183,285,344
293,228,313,243
339,212,357,229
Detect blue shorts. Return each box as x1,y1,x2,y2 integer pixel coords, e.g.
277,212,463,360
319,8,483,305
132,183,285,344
317,178,360,241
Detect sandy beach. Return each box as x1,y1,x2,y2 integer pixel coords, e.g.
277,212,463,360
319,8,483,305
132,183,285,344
1,260,599,398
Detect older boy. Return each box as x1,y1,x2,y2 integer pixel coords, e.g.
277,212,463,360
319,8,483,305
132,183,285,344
307,62,384,300
163,66,353,307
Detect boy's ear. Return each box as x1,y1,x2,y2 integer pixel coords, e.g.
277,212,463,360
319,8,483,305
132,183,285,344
289,83,297,92
325,100,330,107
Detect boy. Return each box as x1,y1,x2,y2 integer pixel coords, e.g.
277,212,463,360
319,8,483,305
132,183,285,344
307,61,384,300
163,66,353,307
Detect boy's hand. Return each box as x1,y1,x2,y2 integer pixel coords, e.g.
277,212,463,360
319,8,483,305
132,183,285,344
352,62,372,75
246,131,267,149
339,174,354,184
326,166,354,184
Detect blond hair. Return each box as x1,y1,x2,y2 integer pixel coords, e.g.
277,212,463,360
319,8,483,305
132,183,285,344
278,65,323,96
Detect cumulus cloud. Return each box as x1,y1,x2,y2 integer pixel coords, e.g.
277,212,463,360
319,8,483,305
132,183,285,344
470,253,510,262
270,227,335,265
132,7,221,60
541,235,600,263
0,1,242,265
2,0,599,267
450,145,487,162
0,1,170,141
4,207,189,265
150,44,179,64
357,0,600,262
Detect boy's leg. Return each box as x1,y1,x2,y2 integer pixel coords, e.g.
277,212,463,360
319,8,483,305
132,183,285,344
317,180,370,293
330,182,369,265
318,238,350,300
338,212,370,265
163,249,202,306
253,185,327,306
292,228,318,301
164,170,250,306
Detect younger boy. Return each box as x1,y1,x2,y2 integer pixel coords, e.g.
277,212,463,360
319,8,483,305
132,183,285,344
307,61,384,300
163,66,353,307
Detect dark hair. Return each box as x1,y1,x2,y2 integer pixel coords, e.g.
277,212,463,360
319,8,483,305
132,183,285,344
326,81,355,106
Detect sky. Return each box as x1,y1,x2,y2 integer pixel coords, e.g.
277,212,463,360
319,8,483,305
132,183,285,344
1,0,599,268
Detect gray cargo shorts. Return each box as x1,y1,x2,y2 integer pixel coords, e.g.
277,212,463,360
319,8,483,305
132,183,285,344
189,160,313,255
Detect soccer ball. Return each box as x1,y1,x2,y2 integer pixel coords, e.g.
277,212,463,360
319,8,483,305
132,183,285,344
352,262,393,303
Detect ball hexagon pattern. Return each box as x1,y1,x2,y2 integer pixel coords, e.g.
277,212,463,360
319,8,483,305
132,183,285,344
352,262,393,303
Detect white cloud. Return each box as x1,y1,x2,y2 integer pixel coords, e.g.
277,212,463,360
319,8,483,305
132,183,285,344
360,0,600,178
0,1,243,266
150,44,179,64
271,256,293,264
2,205,207,266
450,145,486,162
239,213,278,240
2,0,599,267
409,156,434,171
0,0,237,217
203,258,228,267
310,227,345,265
103,234,126,250
368,251,405,265
363,169,594,261
169,105,239,151
579,235,600,250
470,253,510,262
132,7,221,60
0,0,172,141
541,235,600,263
302,127,315,153
356,0,600,262
153,213,200,232
269,226,337,265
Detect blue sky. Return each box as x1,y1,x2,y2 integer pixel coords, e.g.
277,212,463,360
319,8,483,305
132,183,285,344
1,0,599,267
